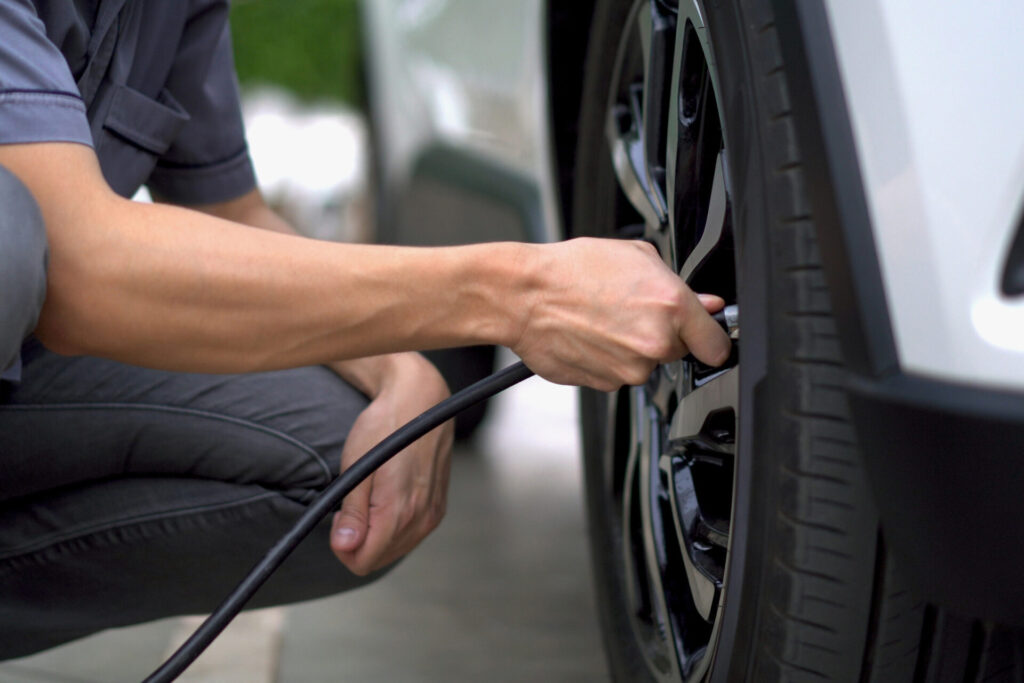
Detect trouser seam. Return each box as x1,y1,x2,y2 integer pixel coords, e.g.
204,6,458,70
0,489,281,565
0,401,334,484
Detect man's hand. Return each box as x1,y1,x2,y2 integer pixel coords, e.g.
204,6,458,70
189,192,455,576
328,352,454,576
190,193,456,576
512,238,732,391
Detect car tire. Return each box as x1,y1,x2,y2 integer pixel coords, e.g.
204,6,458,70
571,0,1019,680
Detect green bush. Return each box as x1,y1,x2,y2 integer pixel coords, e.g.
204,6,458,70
230,0,364,106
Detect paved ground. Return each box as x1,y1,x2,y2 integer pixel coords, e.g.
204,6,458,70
0,351,610,682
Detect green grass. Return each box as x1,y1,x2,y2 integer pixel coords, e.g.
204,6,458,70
230,0,364,106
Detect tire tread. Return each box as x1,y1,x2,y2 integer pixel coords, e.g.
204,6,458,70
742,2,880,678
740,2,1023,682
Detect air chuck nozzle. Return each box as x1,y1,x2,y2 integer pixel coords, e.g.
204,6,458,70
680,304,738,368
711,304,739,339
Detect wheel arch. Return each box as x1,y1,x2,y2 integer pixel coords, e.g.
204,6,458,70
772,0,1024,624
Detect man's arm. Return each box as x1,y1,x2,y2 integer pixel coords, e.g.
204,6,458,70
0,141,730,390
184,188,294,235
11,142,518,372
186,187,454,576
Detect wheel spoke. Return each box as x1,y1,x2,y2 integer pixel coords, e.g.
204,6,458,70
640,0,676,225
621,390,645,617
667,16,727,278
696,516,730,549
605,1,676,230
607,95,664,227
668,366,738,447
659,454,721,622
622,389,679,678
679,152,727,283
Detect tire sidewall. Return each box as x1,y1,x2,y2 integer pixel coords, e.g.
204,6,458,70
697,0,778,679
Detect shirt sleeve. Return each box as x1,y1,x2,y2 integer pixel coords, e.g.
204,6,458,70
0,0,93,148
146,0,256,205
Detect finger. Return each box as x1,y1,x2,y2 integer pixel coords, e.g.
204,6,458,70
357,503,439,575
331,475,373,556
680,291,732,366
351,434,451,574
697,293,726,313
426,429,453,530
348,496,407,574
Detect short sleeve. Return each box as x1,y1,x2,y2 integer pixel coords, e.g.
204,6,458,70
146,1,256,205
0,0,92,148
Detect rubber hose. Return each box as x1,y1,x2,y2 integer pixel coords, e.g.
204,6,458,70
143,360,535,682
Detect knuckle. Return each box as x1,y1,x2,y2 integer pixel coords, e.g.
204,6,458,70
666,286,686,311
588,373,619,392
399,500,424,531
633,334,669,362
625,362,654,386
427,500,447,529
396,510,415,532
636,240,658,256
625,371,646,386
348,562,372,577
647,336,674,360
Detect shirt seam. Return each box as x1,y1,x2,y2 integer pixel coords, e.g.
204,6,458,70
0,91,86,112
0,88,83,100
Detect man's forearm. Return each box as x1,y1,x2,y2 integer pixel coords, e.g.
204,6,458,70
186,188,294,236
11,145,529,374
188,188,442,396
40,202,528,372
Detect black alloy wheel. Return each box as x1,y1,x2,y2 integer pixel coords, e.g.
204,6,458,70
571,0,1022,680
599,0,737,679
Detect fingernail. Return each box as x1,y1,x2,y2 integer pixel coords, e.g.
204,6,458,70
335,527,358,544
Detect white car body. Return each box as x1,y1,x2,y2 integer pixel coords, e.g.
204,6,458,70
825,0,1024,390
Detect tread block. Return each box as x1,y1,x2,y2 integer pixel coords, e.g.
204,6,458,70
773,218,822,270
764,118,802,170
789,317,844,364
766,167,812,221
759,71,792,120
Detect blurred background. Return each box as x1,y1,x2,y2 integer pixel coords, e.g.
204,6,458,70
0,1,609,681
231,0,364,106
232,0,371,245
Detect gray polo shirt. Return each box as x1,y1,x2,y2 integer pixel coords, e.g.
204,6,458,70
0,0,257,200
0,0,257,380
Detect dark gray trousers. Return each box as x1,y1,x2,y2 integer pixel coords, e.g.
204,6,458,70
0,168,380,659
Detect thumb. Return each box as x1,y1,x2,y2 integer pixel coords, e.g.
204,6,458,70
683,293,732,366
331,475,372,555
697,293,726,314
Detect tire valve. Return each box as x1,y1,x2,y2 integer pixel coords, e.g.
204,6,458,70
681,304,738,368
712,304,739,340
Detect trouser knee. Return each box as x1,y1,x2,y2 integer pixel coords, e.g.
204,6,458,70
0,165,48,371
